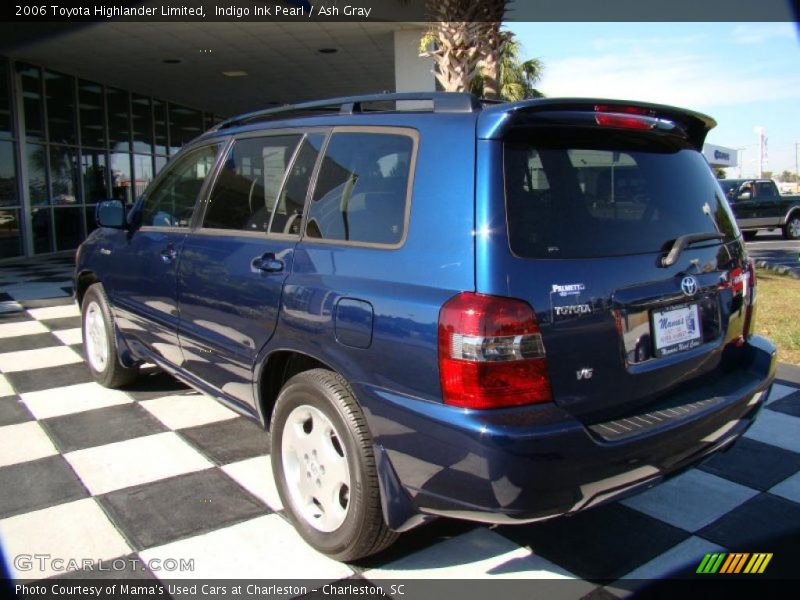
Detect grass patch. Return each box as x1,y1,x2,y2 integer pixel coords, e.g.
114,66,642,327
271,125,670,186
754,268,800,365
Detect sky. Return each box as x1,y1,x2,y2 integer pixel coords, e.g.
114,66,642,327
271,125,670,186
507,22,800,177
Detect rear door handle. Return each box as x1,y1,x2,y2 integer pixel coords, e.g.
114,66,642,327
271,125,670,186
160,244,178,263
252,252,284,273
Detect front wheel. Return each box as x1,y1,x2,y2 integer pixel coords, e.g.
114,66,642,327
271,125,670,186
81,283,139,388
784,214,800,240
270,369,398,561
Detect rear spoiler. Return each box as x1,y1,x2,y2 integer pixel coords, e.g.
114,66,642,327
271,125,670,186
477,98,716,151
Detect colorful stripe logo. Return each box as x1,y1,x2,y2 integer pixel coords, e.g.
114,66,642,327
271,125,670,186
696,552,773,574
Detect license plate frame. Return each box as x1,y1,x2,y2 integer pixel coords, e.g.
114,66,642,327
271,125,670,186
651,302,703,358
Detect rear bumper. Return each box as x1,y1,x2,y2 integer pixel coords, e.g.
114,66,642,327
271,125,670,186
361,335,776,530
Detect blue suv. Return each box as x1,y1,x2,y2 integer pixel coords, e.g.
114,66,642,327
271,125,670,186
75,93,776,560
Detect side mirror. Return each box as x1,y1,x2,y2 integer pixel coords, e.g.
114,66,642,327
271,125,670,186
96,200,126,229
737,191,751,201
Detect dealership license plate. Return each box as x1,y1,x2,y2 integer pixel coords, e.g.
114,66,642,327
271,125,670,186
651,303,702,357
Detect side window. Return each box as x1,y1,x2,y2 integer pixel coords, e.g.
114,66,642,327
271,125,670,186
305,131,414,246
754,182,777,199
140,145,219,228
203,135,302,231
269,134,324,236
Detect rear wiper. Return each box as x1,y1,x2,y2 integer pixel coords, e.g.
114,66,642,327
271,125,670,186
660,232,725,267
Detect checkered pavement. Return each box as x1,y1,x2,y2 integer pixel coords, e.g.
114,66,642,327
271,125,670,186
1,256,799,595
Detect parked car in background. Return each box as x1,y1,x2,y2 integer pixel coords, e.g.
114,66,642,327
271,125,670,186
719,178,800,240
75,93,776,560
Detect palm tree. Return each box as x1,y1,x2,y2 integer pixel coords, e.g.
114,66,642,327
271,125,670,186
471,36,544,101
419,1,543,101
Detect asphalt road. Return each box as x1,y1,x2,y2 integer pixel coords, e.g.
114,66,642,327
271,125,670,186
745,230,800,276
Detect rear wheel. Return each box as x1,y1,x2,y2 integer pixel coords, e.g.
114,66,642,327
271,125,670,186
270,369,398,560
784,214,800,240
81,283,139,388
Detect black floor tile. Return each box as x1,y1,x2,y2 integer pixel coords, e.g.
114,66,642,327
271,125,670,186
98,469,269,550
179,417,270,465
40,316,82,331
767,390,800,418
0,332,61,353
4,363,93,394
698,437,800,491
698,493,800,578
41,404,168,453
47,554,159,581
0,456,87,518
21,296,74,309
495,503,689,582
0,396,33,426
0,311,31,323
121,369,189,401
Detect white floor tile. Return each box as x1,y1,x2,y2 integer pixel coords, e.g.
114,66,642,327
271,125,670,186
64,432,213,495
0,320,49,339
140,393,238,430
621,469,758,532
0,421,58,467
365,528,584,581
0,346,82,373
139,514,352,580
51,327,83,346
0,498,131,579
766,383,799,405
21,382,132,419
770,471,800,503
744,409,800,453
222,456,283,511
0,373,14,397
26,304,81,320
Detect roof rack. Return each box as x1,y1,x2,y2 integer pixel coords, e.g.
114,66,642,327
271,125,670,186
213,92,484,131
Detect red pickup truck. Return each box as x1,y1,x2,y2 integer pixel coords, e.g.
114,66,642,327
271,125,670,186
720,179,800,240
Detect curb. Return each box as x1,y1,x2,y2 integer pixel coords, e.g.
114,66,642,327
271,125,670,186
754,260,800,279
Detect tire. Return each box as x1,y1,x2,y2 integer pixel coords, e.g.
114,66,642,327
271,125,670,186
270,369,398,561
784,214,800,240
81,283,139,388
742,230,758,241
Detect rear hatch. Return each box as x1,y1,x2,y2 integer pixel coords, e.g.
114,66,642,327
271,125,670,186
477,101,751,424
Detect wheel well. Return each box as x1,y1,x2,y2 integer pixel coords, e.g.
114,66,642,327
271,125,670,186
75,272,99,306
258,351,330,429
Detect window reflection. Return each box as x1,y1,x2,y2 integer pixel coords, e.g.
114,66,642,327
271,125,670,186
31,206,52,253
19,64,44,142
0,208,21,258
79,80,105,148
50,146,79,205
107,87,130,152
0,60,12,139
45,70,76,145
26,143,48,205
54,206,82,250
110,152,132,205
81,150,108,203
0,141,17,207
132,94,153,154
133,154,153,199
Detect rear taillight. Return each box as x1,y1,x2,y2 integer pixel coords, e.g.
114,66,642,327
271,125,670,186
742,259,757,340
438,292,552,409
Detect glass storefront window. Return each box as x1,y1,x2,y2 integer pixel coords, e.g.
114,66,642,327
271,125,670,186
153,98,168,155
81,150,108,203
79,80,105,149
133,154,153,200
31,206,52,254
54,206,82,250
168,103,202,154
132,94,153,154
155,155,167,175
85,205,98,235
50,146,79,205
0,60,12,140
110,152,132,205
26,143,47,205
107,87,130,152
19,64,44,142
0,141,17,207
45,70,76,145
0,208,22,258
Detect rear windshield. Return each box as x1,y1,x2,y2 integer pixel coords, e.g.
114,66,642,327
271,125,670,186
504,132,737,259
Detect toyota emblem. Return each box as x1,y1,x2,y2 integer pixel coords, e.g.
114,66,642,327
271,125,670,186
681,276,698,297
